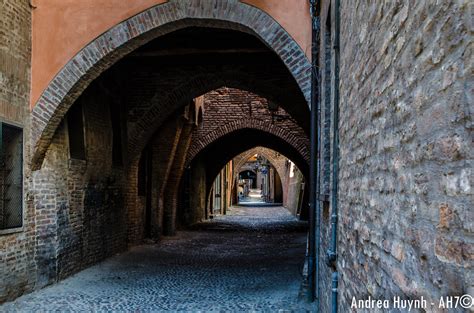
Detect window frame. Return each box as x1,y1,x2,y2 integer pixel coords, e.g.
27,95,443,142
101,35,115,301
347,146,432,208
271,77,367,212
0,120,25,235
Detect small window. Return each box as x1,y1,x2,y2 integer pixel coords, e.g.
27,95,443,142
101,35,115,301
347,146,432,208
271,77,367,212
67,102,86,160
110,102,123,166
0,123,23,231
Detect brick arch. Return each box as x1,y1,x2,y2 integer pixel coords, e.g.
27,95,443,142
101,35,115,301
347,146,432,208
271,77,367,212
126,69,308,164
185,118,310,166
190,128,310,213
30,0,311,170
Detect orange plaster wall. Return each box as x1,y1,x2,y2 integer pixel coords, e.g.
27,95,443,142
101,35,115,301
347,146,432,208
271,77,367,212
31,0,311,108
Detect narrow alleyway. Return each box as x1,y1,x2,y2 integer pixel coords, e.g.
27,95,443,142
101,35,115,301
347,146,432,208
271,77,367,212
1,206,311,312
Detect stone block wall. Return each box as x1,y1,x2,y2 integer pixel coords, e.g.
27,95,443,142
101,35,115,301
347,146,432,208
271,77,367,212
0,0,34,303
318,0,473,311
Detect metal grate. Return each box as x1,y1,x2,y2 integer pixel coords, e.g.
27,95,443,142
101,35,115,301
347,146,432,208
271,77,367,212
0,124,23,230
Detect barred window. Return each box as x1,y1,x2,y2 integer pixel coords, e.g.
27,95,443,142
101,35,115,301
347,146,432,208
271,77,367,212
0,123,23,231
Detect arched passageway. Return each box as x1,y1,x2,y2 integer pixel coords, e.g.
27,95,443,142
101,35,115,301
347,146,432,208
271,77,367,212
12,1,312,310
233,147,300,209
1,0,471,311
234,155,284,205
30,0,311,170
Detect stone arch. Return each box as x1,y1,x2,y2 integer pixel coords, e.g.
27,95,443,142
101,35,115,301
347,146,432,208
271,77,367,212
30,0,311,170
192,128,310,221
189,99,197,125
185,118,310,166
126,69,308,164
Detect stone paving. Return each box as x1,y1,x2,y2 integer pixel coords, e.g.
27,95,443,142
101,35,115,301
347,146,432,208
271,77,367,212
1,206,313,312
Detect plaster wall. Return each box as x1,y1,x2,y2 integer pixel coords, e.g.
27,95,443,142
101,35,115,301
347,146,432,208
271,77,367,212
30,0,311,108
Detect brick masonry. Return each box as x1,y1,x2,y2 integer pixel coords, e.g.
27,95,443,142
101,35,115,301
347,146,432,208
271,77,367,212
318,0,473,311
0,0,312,300
127,108,196,243
186,88,310,166
0,0,470,309
162,120,194,236
149,118,184,239
0,0,34,303
32,83,129,290
123,61,309,170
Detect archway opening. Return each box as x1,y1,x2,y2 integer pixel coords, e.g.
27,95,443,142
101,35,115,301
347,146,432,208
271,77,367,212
236,154,285,206
30,5,311,301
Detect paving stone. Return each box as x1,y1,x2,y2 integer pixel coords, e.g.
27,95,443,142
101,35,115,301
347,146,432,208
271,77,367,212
1,206,314,312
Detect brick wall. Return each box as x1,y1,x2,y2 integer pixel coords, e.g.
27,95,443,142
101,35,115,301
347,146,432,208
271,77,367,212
149,118,184,239
33,83,129,290
318,1,473,310
163,120,194,236
0,0,33,302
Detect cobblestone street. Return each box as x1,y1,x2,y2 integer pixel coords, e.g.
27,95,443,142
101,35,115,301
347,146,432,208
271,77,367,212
1,206,312,312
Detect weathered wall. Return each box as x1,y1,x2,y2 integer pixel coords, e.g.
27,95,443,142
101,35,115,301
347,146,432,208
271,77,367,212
186,161,207,224
33,83,128,290
30,0,311,107
0,0,34,303
162,120,193,236
318,0,473,311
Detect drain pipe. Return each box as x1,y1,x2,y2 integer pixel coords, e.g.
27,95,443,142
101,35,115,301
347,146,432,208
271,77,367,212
332,272,338,311
326,0,340,312
307,0,321,307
